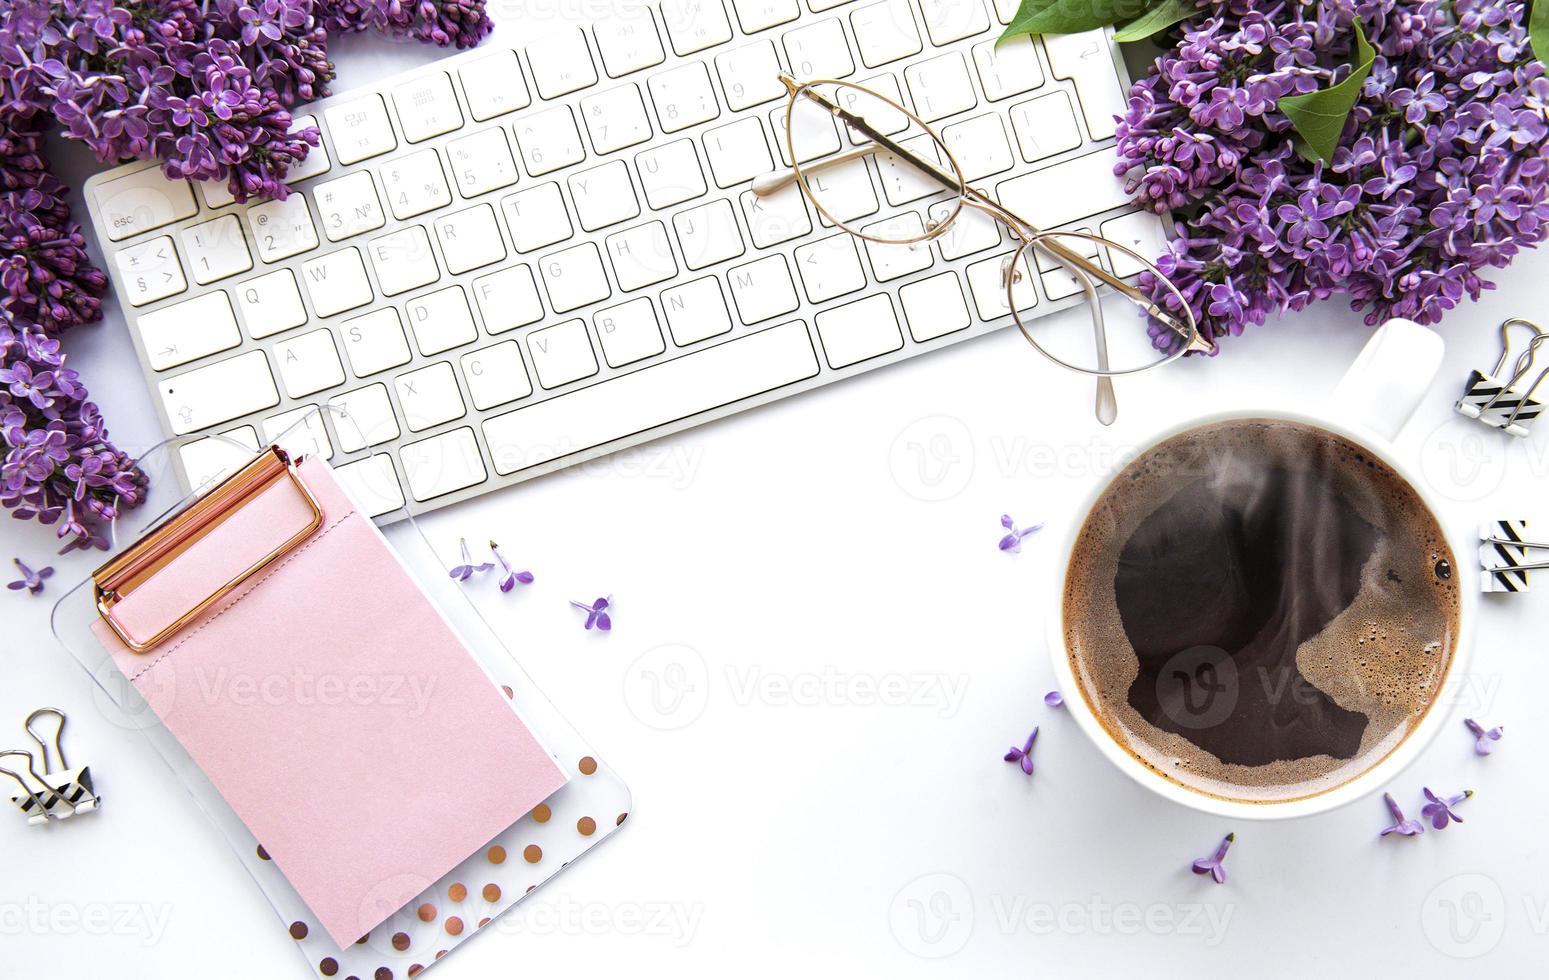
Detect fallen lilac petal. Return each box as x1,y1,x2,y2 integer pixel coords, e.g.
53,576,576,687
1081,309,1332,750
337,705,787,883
998,515,1044,554
1420,787,1473,830
1378,792,1424,838
8,558,54,595
1044,691,1063,708
489,540,534,593
1190,832,1234,885
449,537,493,581
571,596,612,631
1003,727,1038,776
1464,718,1504,756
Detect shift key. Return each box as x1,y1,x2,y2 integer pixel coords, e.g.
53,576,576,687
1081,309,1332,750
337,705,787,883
158,350,280,434
996,152,1132,230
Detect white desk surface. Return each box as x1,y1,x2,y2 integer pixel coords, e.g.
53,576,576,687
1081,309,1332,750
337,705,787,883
7,18,1548,979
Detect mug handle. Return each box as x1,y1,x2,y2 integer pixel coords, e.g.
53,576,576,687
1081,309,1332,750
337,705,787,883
1331,318,1446,443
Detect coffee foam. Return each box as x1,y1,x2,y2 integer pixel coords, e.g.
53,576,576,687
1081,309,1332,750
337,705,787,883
1063,419,1459,804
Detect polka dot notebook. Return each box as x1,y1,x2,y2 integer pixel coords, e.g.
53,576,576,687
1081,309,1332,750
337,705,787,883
58,452,631,979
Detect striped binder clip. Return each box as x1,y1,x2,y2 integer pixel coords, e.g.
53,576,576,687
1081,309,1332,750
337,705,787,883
1479,520,1547,593
1455,318,1549,437
0,709,100,824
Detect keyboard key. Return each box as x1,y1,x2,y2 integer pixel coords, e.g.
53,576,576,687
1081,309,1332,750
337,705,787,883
875,134,951,205
334,453,406,516
782,17,854,78
990,0,1017,21
158,350,280,435
660,0,734,55
138,291,241,370
501,182,575,252
899,271,970,341
434,204,507,274
809,0,856,9
93,166,198,241
446,127,520,197
861,214,934,280
740,184,811,247
483,320,819,474
661,276,733,345
1043,30,1125,139
916,0,989,45
457,50,532,121
997,151,1132,228
595,297,667,367
803,156,878,223
538,242,612,312
580,84,655,154
179,429,261,491
850,0,921,68
472,265,546,334
329,383,401,450
400,427,488,501
794,233,866,301
904,52,977,122
381,148,453,219
406,285,479,355
594,13,667,77
368,226,441,296
942,112,1015,181
248,194,319,262
180,215,252,285
527,28,599,99
527,319,600,388
648,62,721,134
392,72,464,142
714,40,786,111
704,117,773,188
674,199,745,270
1009,91,1082,162
325,94,398,164
237,269,309,338
966,249,1036,319
315,171,386,242
1100,210,1168,276
771,101,840,165
605,221,679,290
460,341,533,410
274,328,346,397
815,293,903,367
727,254,800,324
300,247,373,317
512,105,587,176
636,139,708,208
972,36,1043,101
394,361,466,431
263,405,334,460
568,160,642,231
283,116,332,182
731,0,801,31
1036,228,1105,299
115,236,186,306
341,307,413,376
931,199,999,259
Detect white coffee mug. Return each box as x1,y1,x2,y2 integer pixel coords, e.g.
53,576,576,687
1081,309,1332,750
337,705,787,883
1047,319,1478,821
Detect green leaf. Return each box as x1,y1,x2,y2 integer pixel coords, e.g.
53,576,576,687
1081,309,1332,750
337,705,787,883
996,0,1153,44
1276,19,1375,165
1531,0,1548,70
1113,0,1197,42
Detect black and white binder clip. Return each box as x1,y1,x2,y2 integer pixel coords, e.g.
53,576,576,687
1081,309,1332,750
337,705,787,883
0,709,100,825
1455,318,1549,437
1479,520,1548,593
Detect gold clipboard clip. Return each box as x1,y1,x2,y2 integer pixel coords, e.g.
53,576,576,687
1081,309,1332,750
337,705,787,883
92,446,324,653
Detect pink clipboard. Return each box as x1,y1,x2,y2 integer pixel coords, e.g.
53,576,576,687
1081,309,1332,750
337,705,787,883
89,447,568,948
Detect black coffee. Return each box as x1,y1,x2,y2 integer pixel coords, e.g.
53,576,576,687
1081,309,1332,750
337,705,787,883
1063,419,1459,803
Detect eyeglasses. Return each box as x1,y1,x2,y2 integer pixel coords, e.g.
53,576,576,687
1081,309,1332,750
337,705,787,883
757,76,1215,422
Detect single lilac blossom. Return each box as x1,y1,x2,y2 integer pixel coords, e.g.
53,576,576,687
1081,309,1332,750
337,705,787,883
1191,833,1235,884
6,558,52,594
571,596,612,631
1464,718,1503,755
489,540,534,593
448,538,493,581
1003,727,1038,775
1378,792,1425,837
998,514,1044,553
1421,788,1473,829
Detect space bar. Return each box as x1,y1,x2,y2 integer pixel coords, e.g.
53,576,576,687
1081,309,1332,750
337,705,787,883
483,320,820,475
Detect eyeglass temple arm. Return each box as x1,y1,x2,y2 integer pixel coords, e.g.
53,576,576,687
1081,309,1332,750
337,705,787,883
784,77,962,190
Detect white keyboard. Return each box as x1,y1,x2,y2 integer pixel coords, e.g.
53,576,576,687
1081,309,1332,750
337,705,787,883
84,0,1166,517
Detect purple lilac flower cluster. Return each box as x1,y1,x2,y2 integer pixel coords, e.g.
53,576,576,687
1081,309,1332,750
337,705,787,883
1115,0,1549,350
